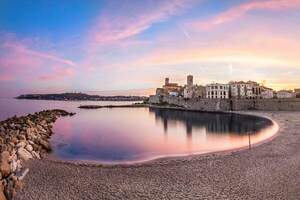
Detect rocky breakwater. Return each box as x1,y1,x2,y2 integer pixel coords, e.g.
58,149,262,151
0,110,75,200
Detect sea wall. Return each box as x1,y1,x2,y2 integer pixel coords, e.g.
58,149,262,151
149,95,230,111
149,95,300,111
0,110,74,200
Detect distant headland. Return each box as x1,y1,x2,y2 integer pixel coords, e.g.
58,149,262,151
16,93,148,101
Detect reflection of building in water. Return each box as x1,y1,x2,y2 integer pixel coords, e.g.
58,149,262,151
163,118,168,133
149,107,273,136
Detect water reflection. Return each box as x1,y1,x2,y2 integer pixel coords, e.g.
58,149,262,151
50,107,276,164
0,99,276,163
150,107,273,135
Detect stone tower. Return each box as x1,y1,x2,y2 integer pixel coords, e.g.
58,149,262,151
165,77,169,86
187,75,193,87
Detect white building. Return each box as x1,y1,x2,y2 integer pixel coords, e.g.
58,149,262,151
206,83,229,99
229,81,253,99
261,89,274,99
276,90,295,98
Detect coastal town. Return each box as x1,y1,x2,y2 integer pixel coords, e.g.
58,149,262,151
155,75,300,100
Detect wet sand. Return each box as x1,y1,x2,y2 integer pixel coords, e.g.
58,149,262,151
15,111,300,200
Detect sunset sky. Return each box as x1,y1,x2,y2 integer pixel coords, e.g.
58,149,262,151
1,0,300,97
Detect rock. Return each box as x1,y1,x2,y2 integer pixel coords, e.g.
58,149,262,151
28,140,34,145
37,125,47,133
16,135,26,141
10,160,17,172
16,160,22,170
10,137,18,145
37,139,51,152
0,190,6,200
9,150,17,161
16,141,26,149
32,143,41,152
4,180,14,200
11,175,23,190
16,168,29,181
25,144,33,152
0,151,11,177
17,148,32,161
31,151,41,159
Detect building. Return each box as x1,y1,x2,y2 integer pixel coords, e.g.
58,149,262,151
169,91,179,97
184,75,194,99
206,83,229,99
261,87,274,99
155,88,165,96
163,78,181,91
295,89,300,98
276,90,295,98
229,81,253,99
183,75,206,99
183,75,194,99
187,75,193,87
183,87,193,99
248,81,262,99
184,85,206,99
156,77,183,96
193,85,206,98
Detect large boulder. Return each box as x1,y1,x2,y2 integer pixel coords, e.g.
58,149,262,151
0,151,11,177
37,139,51,152
17,148,32,161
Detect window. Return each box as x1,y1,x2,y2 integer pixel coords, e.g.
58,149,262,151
220,86,223,89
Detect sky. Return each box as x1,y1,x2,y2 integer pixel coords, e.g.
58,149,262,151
1,0,300,97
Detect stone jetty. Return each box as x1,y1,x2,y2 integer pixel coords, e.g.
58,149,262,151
0,110,74,200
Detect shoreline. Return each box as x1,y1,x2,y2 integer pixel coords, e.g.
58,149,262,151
15,111,300,199
1,108,297,199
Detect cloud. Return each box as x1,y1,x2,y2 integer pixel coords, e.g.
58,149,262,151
0,34,76,82
89,0,196,45
0,74,13,81
191,0,300,30
38,67,75,81
1,40,75,67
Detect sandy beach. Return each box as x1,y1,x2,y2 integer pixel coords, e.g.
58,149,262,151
15,111,300,200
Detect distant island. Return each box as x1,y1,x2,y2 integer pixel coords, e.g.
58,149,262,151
16,93,148,101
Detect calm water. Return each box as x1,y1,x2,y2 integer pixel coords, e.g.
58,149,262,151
0,98,277,164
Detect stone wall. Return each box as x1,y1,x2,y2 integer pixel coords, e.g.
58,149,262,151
149,96,230,111
149,95,300,111
253,99,300,111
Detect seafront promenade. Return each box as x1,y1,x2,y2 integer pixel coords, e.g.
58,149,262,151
15,111,300,200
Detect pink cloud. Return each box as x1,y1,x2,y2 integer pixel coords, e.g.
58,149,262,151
38,67,75,81
1,41,75,67
89,0,196,45
192,0,300,30
0,74,13,81
0,35,76,82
